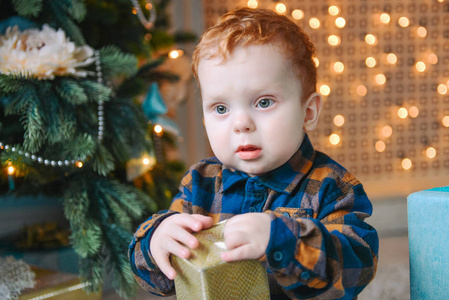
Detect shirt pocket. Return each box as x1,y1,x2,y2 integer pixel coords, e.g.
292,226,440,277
274,207,314,219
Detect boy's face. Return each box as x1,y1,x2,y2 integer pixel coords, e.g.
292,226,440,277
198,44,309,176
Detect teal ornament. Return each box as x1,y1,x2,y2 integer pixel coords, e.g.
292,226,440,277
142,82,167,121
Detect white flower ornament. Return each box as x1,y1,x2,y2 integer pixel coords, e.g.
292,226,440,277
0,24,94,79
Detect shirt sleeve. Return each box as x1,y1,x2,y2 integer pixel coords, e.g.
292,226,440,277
128,172,193,296
264,181,378,299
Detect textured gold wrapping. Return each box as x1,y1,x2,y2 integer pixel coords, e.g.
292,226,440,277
172,221,270,300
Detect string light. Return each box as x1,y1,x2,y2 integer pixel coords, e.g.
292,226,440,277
328,6,340,16
428,53,438,64
415,61,426,72
426,147,436,159
7,166,15,175
275,3,287,14
169,50,184,59
329,133,340,145
142,158,150,165
292,9,304,20
365,57,376,68
375,74,386,85
335,17,346,28
381,125,393,138
386,53,398,64
333,61,344,73
145,3,152,10
154,124,163,134
442,116,449,127
437,83,448,95
247,0,258,8
76,161,83,168
328,35,341,46
398,16,410,27
333,115,345,126
409,106,419,118
365,34,377,45
380,13,391,24
398,107,408,119
402,158,412,170
309,18,320,29
417,26,427,37
375,141,386,152
320,84,331,96
356,84,368,96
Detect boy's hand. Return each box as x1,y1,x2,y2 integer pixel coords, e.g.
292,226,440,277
150,213,214,280
221,213,271,262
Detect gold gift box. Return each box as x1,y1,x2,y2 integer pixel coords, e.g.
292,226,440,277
19,267,101,300
172,221,270,300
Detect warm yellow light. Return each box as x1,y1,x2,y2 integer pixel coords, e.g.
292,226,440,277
380,13,390,24
356,85,368,96
415,61,426,72
309,18,320,29
145,3,153,10
143,158,150,165
320,84,331,96
365,57,376,68
386,53,398,64
417,26,427,37
437,83,448,95
335,17,346,28
247,0,258,8
328,5,340,16
409,106,419,118
426,147,437,159
329,134,340,145
313,57,320,67
328,35,341,46
154,124,163,134
398,16,410,27
169,50,184,59
375,74,386,85
275,3,287,14
398,107,408,119
7,166,15,175
381,125,393,138
365,34,377,45
442,116,449,127
428,53,438,64
76,161,83,168
333,61,344,73
132,8,137,15
292,9,304,20
375,141,386,152
402,158,412,170
333,115,345,127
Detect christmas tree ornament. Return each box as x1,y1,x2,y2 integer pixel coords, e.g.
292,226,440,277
142,81,167,120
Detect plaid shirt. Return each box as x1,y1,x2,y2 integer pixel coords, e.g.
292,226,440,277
129,134,378,299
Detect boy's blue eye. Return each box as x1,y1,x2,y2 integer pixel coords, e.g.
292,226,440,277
215,105,228,114
257,98,274,108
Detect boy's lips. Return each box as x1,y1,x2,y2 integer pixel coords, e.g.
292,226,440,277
236,145,262,160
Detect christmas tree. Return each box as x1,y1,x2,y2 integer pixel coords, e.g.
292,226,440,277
0,0,192,297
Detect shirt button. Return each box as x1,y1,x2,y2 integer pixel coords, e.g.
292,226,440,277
249,207,257,213
300,271,311,281
273,251,283,262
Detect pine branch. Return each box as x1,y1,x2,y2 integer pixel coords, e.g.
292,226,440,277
92,144,116,176
55,78,89,105
12,0,43,17
99,46,137,79
78,80,111,104
47,0,85,45
70,218,103,258
79,253,104,293
22,103,45,153
62,133,95,161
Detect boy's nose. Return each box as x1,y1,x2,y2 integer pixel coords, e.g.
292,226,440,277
233,112,255,133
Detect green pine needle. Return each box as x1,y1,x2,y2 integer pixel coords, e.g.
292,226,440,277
22,104,45,153
92,144,116,176
79,254,104,293
56,79,89,105
70,219,103,258
99,46,138,79
62,133,95,161
12,0,43,17
78,80,111,104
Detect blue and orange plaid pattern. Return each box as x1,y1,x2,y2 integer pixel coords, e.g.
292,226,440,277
129,134,378,299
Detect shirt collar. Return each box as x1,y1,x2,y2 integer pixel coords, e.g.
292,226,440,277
221,134,316,194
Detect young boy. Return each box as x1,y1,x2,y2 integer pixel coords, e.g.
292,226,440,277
129,8,378,299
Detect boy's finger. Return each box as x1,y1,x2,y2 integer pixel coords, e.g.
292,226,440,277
220,245,253,262
191,214,214,228
223,230,248,250
173,214,210,232
154,252,178,280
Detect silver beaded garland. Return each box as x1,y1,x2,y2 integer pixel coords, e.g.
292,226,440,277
0,50,106,167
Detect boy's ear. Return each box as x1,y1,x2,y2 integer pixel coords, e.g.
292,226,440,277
303,92,322,132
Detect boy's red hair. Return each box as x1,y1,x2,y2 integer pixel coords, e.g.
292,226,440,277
192,7,317,103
